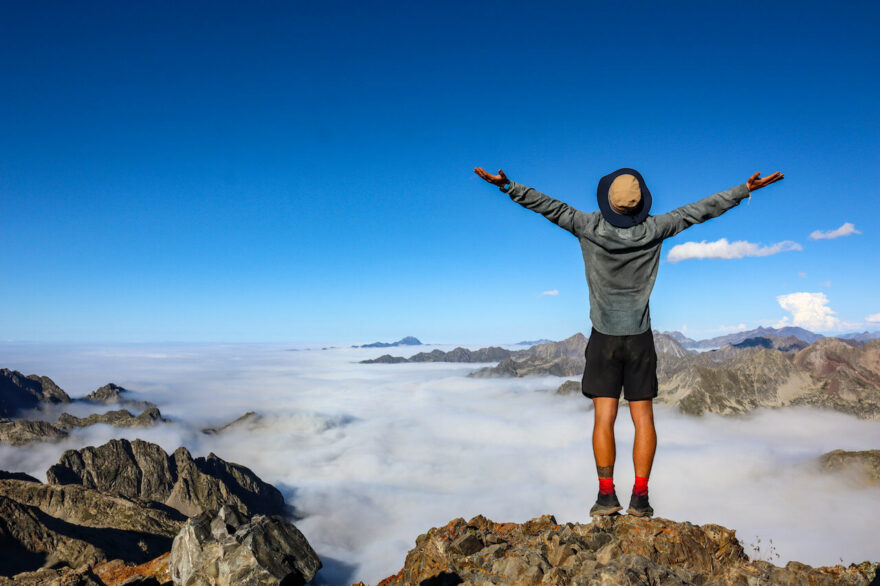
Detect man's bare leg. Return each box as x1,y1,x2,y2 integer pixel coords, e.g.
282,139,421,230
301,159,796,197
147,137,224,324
589,397,623,516
592,397,619,479
628,399,656,478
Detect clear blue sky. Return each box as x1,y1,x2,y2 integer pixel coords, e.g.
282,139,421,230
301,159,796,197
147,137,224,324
2,1,878,343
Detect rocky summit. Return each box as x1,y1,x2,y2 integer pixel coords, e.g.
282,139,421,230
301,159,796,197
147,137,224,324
373,514,879,586
46,438,286,518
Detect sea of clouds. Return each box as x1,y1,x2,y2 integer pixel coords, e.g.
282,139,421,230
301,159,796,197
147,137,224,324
1,341,878,585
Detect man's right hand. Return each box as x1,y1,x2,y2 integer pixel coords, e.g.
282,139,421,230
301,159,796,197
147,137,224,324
474,167,509,187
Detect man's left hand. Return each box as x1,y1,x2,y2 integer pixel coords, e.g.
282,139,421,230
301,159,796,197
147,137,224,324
747,171,784,191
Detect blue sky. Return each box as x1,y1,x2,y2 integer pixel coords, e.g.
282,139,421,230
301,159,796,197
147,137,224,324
1,1,878,343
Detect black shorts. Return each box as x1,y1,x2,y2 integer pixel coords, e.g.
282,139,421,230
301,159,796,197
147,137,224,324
581,327,658,402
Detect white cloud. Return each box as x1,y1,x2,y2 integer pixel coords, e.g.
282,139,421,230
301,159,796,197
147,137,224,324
866,312,880,323
775,292,840,331
798,272,807,278
809,222,861,240
713,323,748,333
820,280,831,288
667,238,802,263
539,290,559,297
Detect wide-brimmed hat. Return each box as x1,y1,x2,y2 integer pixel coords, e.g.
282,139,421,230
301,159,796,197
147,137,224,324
597,168,652,228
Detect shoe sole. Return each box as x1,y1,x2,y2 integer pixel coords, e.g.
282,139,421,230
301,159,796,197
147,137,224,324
589,505,623,516
626,506,653,517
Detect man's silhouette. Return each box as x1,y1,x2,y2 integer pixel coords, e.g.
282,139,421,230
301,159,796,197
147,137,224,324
474,165,784,516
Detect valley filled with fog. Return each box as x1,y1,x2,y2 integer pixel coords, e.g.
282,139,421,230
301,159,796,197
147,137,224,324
1,341,877,585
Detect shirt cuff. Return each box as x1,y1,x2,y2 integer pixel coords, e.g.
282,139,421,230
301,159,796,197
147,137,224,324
499,180,512,193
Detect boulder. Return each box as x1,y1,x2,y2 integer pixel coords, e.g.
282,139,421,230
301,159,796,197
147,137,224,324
47,438,285,518
169,505,321,586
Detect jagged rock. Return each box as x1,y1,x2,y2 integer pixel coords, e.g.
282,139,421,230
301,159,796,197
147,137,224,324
0,368,71,418
94,552,172,585
47,438,285,518
376,514,878,585
54,407,168,431
202,411,263,435
818,449,880,486
169,505,321,586
0,419,68,445
82,383,157,411
0,564,104,585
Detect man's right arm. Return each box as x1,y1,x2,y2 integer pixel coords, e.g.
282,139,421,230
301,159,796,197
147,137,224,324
654,183,751,240
503,180,594,237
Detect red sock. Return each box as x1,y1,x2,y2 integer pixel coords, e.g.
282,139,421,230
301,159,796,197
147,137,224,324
633,476,649,496
598,477,615,495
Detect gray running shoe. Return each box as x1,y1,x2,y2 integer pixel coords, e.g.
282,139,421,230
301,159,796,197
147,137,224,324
626,492,654,517
589,491,622,516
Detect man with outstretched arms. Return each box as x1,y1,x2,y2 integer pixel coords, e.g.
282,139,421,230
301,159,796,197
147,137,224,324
474,165,784,517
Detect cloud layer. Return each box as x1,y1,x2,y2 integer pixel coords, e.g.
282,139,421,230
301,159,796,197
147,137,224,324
1,343,878,584
667,238,801,263
809,222,861,240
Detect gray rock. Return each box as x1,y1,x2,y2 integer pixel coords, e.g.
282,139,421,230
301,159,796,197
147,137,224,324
47,438,285,518
0,368,71,418
169,505,321,586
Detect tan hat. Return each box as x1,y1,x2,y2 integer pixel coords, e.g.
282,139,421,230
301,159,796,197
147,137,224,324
597,168,652,227
608,174,642,215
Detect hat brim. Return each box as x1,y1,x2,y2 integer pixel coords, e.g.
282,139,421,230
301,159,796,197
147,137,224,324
597,168,652,228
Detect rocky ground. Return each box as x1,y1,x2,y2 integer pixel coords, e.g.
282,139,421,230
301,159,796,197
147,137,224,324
369,514,879,586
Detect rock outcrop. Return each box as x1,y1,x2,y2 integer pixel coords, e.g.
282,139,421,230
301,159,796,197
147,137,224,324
375,514,878,585
0,419,68,446
81,383,157,411
0,478,183,573
202,411,263,435
169,505,321,586
0,368,71,418
54,407,168,431
47,438,285,518
818,449,880,486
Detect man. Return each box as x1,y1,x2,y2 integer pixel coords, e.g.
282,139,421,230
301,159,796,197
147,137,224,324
473,165,784,517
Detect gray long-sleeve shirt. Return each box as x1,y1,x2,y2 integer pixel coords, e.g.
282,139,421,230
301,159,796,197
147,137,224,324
502,180,752,336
